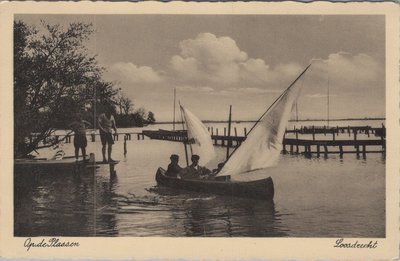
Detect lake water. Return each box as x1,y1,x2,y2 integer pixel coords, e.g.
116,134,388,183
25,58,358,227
14,120,385,237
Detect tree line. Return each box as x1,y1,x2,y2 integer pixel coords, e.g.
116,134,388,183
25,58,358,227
14,20,155,158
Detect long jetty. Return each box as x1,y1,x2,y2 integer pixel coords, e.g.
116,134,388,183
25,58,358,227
41,124,385,159
140,125,386,159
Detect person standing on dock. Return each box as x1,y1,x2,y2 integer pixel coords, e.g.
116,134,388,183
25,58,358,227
69,113,92,162
98,109,118,163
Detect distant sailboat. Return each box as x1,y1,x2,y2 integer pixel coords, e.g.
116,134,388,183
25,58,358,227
155,64,311,199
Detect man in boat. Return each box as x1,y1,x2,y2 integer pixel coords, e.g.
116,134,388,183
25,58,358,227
212,162,225,175
165,154,182,178
98,108,118,163
178,154,211,180
69,113,92,162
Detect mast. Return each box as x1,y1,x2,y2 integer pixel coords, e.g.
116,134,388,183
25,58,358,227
173,88,176,131
224,64,311,163
179,102,189,166
246,64,311,138
226,105,232,160
327,77,330,128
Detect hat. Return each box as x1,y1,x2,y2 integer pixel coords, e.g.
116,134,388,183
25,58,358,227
191,154,200,160
170,154,179,160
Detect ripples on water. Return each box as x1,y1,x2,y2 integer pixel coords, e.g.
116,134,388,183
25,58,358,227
14,124,385,237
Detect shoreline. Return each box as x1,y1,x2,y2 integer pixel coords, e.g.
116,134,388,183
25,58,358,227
155,118,386,125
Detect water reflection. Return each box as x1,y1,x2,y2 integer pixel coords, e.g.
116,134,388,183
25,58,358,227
14,137,385,237
15,167,119,237
178,196,286,237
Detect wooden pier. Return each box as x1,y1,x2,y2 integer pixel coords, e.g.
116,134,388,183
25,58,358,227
42,124,385,159
140,125,386,158
282,125,385,158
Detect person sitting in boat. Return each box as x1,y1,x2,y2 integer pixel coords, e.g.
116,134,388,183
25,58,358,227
165,154,182,178
178,154,211,180
211,162,225,176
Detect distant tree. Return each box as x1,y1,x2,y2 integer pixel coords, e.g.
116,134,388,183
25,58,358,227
147,111,156,124
121,95,133,115
115,90,133,115
135,107,146,118
14,20,117,158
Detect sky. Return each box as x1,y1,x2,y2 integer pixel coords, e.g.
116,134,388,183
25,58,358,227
16,15,385,121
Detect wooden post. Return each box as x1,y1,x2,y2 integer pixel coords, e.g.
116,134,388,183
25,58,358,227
381,123,385,153
296,145,299,154
211,127,214,136
91,133,96,142
234,127,237,137
244,127,247,137
312,126,315,141
110,163,116,177
323,145,328,158
137,133,140,140
226,105,232,159
124,137,127,156
216,128,219,136
362,145,366,159
317,145,320,158
290,145,294,154
348,126,351,136
283,144,287,154
332,131,335,141
356,145,360,158
339,145,343,159
224,128,226,136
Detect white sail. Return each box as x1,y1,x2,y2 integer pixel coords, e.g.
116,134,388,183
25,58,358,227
181,105,216,165
217,65,310,178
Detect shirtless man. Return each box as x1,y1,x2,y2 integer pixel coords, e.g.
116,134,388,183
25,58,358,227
98,109,118,163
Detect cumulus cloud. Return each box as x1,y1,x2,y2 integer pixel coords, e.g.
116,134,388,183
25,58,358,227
170,33,302,89
109,62,163,84
176,85,214,92
308,52,383,92
106,35,383,102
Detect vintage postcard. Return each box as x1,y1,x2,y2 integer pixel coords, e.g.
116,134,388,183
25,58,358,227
0,1,399,260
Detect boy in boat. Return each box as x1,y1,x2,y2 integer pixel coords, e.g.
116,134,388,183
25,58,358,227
98,108,118,163
69,113,92,162
165,154,182,178
178,154,211,180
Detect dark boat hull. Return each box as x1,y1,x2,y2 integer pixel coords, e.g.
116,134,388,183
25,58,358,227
155,167,274,200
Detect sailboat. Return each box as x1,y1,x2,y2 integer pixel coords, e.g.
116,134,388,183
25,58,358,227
155,64,311,200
